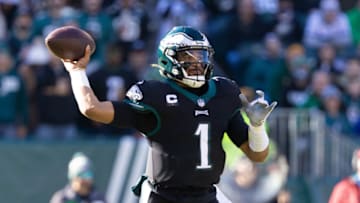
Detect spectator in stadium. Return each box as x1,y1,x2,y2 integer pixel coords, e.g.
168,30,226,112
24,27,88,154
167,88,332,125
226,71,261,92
346,0,360,46
280,55,314,108
222,0,275,85
328,148,360,203
107,0,151,53
338,58,360,136
303,70,332,109
337,58,360,89
61,26,277,203
127,40,161,81
78,0,112,66
314,43,346,86
273,0,304,46
277,43,309,106
303,0,352,51
50,152,106,203
0,0,20,31
343,78,360,135
33,53,78,140
0,49,28,139
7,11,33,61
244,33,286,101
320,84,352,134
31,0,77,38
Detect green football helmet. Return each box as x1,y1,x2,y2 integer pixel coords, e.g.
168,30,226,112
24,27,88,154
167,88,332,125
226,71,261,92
156,26,214,88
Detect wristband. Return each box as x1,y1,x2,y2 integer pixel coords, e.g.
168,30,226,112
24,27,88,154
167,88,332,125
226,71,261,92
248,124,269,152
69,69,90,87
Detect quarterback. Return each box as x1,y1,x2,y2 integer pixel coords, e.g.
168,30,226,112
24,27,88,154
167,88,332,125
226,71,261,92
62,26,277,203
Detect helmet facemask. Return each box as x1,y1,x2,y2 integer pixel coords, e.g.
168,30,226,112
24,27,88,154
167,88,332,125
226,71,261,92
164,47,214,88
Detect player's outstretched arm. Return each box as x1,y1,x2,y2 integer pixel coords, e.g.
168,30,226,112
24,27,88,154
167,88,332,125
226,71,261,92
239,90,277,162
61,45,115,124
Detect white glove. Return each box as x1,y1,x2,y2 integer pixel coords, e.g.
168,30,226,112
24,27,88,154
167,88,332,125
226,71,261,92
239,90,277,127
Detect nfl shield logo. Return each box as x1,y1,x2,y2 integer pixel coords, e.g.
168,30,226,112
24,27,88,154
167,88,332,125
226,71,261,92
197,98,205,107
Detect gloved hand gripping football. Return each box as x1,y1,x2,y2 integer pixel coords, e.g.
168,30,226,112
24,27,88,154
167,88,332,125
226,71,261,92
239,90,277,127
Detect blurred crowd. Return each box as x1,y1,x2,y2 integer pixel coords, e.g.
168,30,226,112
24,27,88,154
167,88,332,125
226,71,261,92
0,0,360,140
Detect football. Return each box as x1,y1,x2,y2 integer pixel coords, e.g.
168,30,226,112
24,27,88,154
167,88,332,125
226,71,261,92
45,25,96,60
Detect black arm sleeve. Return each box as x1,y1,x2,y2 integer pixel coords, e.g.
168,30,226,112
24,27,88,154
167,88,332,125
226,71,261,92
226,111,248,147
109,101,157,135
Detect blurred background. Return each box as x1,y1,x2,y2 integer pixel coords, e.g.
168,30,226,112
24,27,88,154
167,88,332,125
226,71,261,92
0,0,360,202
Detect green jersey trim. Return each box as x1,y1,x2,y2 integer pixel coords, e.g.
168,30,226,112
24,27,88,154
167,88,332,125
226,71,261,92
166,79,216,105
123,99,161,136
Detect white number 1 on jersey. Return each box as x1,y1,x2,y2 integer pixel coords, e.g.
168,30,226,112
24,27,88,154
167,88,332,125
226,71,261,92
195,123,212,169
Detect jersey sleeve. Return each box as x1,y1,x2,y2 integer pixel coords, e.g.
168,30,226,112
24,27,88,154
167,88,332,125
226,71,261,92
226,108,249,147
109,101,157,135
109,81,160,135
219,77,248,147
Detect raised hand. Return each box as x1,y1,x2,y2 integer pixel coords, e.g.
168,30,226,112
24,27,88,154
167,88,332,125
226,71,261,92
61,45,92,72
239,90,277,127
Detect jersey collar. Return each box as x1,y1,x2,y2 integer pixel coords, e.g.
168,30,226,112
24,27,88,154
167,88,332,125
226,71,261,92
166,79,216,106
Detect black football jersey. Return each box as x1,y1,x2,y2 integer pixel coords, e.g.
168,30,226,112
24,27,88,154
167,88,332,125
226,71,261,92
111,77,248,187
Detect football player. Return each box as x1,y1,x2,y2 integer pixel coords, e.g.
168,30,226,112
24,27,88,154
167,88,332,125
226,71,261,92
62,26,277,203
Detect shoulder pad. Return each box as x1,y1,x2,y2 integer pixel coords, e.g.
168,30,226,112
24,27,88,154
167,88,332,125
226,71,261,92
211,76,240,95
